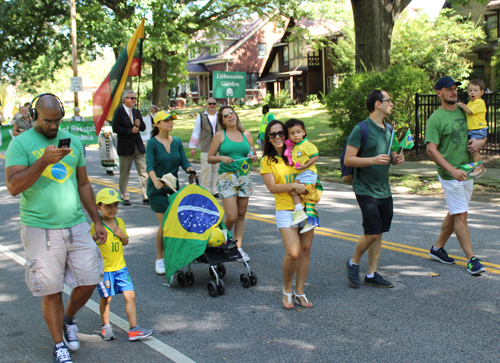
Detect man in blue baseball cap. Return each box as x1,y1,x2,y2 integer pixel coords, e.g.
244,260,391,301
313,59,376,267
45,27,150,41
425,76,487,275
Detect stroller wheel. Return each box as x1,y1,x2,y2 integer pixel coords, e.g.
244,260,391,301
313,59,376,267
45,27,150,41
207,281,218,297
240,273,250,288
217,280,225,295
249,271,258,286
106,170,114,176
185,271,195,286
217,264,226,278
177,272,186,287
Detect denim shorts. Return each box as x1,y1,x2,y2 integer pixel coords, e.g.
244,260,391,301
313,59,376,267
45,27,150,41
295,170,318,184
275,210,306,230
468,128,488,140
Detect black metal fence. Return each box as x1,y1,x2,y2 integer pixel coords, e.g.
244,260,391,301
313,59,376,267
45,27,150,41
415,92,500,155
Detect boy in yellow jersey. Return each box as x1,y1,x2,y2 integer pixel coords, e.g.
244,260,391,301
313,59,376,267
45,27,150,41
91,188,153,341
457,79,488,178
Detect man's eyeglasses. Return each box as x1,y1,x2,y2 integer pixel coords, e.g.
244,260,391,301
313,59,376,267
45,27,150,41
126,97,137,100
268,130,285,139
223,110,235,118
40,118,62,126
208,102,217,106
380,98,392,103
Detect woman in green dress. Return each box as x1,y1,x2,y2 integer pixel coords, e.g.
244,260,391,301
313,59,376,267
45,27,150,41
146,111,197,275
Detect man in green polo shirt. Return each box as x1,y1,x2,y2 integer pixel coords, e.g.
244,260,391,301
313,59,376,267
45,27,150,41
425,76,487,275
344,90,405,288
5,94,107,363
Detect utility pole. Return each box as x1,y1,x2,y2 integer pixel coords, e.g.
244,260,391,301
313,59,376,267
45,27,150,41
70,0,79,107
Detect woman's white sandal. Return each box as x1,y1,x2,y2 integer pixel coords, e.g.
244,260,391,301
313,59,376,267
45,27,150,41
282,288,294,309
293,291,313,308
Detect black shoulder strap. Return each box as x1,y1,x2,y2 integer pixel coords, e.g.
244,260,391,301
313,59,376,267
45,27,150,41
358,120,369,154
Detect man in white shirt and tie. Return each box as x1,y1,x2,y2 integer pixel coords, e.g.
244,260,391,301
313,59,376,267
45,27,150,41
112,90,149,206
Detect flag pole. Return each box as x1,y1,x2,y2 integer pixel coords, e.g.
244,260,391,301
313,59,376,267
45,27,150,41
388,129,394,155
137,74,142,109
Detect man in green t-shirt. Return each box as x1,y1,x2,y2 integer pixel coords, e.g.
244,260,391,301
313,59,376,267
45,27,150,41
257,105,275,148
345,90,405,289
5,94,107,363
425,76,487,275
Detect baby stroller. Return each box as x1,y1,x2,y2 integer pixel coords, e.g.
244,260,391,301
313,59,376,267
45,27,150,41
162,179,257,297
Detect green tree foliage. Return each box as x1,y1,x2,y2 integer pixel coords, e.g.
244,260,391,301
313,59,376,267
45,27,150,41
324,64,431,148
391,9,485,85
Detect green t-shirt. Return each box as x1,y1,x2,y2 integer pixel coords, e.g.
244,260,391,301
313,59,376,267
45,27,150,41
5,128,87,228
347,117,392,199
259,113,275,140
424,107,473,180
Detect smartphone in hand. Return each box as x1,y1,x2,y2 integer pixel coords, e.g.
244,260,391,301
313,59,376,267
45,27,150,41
58,138,71,148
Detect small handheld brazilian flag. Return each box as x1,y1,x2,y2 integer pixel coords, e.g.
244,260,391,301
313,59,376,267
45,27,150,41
458,161,483,174
389,130,400,154
400,129,415,150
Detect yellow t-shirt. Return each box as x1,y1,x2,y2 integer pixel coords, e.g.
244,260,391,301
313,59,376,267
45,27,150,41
466,99,487,130
91,217,128,272
292,139,318,175
260,155,302,211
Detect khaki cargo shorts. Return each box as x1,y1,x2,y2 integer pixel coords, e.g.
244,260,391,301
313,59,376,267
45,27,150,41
21,222,104,296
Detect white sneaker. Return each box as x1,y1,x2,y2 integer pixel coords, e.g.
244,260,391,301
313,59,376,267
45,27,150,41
300,221,316,234
238,248,250,262
290,209,308,227
155,259,165,275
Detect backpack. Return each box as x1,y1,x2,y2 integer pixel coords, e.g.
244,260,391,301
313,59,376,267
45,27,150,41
340,121,393,184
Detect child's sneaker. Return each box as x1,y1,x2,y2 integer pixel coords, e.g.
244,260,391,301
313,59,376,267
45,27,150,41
300,221,316,234
128,325,154,341
63,317,80,351
101,324,116,341
471,165,486,179
53,342,73,363
290,209,308,227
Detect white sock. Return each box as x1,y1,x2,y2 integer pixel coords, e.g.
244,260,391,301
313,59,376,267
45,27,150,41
432,246,440,252
349,258,358,266
366,273,375,278
294,204,303,211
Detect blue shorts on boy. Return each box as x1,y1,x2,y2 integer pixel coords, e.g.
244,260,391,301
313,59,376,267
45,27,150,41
468,128,488,140
97,266,134,298
295,169,318,184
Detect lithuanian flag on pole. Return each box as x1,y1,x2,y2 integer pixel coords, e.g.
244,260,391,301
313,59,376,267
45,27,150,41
93,19,145,135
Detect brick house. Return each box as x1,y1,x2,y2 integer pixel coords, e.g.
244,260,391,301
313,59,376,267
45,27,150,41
184,16,343,105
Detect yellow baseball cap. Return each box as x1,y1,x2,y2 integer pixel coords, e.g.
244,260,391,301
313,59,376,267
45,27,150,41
96,188,122,204
153,111,178,125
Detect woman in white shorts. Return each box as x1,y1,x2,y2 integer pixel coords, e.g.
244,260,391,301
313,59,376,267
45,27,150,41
260,119,314,309
208,106,258,261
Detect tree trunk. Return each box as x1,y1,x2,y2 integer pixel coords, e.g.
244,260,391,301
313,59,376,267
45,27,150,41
351,0,411,73
152,58,170,110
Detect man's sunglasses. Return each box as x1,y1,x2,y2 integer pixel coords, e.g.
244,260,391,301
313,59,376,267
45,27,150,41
223,110,235,118
126,97,137,100
208,102,217,106
268,130,285,139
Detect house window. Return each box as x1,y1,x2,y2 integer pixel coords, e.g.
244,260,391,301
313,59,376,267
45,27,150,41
246,73,259,89
258,43,267,58
326,76,333,94
485,14,498,41
188,49,198,60
189,76,198,94
283,46,289,66
294,41,301,59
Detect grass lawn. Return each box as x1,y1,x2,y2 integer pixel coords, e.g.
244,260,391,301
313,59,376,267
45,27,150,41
170,106,336,155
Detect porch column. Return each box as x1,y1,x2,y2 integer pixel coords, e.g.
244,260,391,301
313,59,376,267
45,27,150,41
290,76,294,99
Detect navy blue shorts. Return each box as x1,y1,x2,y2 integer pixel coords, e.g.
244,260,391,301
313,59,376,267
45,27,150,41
97,266,134,298
355,195,393,235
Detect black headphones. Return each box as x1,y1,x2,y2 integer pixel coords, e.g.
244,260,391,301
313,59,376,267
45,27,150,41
30,93,65,121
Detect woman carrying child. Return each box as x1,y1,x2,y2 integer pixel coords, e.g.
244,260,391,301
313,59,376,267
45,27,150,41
207,106,258,262
260,119,314,309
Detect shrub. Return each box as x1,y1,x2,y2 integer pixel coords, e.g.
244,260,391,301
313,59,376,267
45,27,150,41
302,94,323,108
324,64,432,148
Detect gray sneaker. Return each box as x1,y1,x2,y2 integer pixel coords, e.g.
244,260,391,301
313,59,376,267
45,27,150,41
346,259,360,288
63,318,80,351
128,325,154,341
364,272,394,288
101,324,116,341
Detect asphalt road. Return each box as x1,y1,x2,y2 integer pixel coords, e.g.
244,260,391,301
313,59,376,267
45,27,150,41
1,148,500,363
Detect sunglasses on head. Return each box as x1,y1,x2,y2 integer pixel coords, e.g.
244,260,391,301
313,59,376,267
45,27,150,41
223,110,235,118
268,130,285,139
208,102,216,106
127,97,137,100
